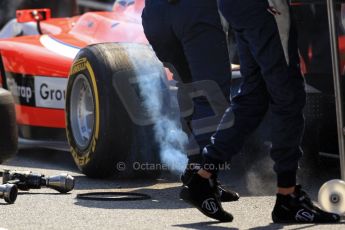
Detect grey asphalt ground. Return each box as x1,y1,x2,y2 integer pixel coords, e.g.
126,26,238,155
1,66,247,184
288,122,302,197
0,147,344,230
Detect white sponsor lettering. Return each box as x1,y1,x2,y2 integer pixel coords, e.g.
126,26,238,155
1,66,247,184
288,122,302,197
34,76,68,109
7,77,32,103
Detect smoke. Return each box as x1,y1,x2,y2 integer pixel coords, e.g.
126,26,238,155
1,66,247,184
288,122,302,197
125,45,188,174
245,154,276,196
242,123,276,195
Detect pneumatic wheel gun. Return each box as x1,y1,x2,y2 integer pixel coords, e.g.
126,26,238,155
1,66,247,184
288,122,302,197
2,169,75,193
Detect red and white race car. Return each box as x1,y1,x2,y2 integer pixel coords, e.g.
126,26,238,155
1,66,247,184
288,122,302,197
0,0,169,177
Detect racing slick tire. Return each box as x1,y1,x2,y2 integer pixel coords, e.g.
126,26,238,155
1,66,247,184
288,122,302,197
66,43,168,178
0,88,18,163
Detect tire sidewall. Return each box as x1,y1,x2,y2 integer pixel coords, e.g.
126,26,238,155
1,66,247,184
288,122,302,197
66,51,123,177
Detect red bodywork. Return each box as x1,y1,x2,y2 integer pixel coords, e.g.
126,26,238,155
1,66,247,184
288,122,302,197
0,0,148,132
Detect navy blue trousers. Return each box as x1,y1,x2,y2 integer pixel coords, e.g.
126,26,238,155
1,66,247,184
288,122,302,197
204,0,306,187
142,0,231,155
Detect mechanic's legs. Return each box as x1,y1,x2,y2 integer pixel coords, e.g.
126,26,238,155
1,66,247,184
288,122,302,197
219,0,340,223
173,2,243,204
265,6,339,223
142,2,236,219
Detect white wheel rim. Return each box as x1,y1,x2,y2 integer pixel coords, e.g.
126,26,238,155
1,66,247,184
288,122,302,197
318,179,345,215
70,74,95,151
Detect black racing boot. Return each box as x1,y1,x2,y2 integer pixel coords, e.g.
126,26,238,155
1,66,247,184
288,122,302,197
181,164,240,202
213,178,240,202
179,173,233,222
272,185,341,223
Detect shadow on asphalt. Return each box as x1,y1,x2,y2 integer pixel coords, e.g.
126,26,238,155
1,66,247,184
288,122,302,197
173,221,239,230
0,203,13,206
248,223,301,230
18,191,73,196
248,222,345,230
